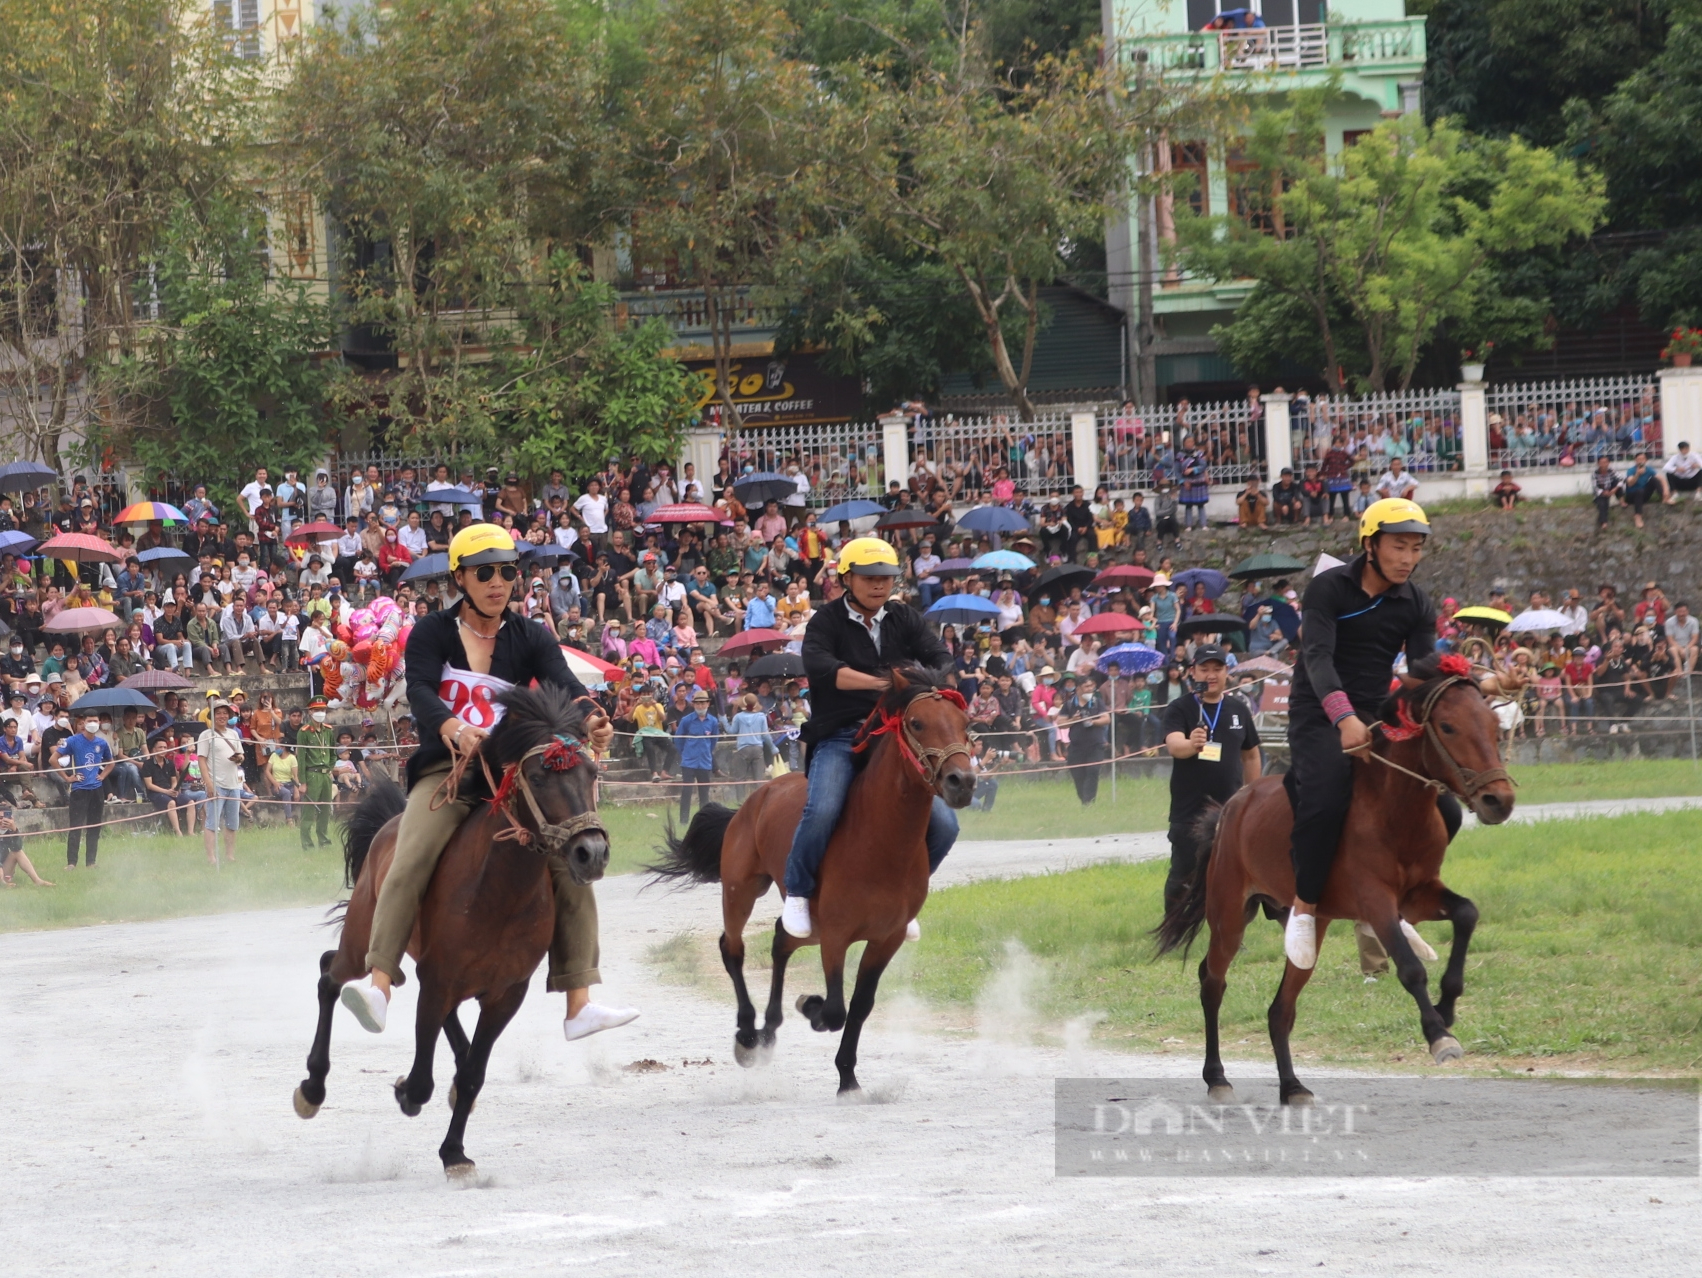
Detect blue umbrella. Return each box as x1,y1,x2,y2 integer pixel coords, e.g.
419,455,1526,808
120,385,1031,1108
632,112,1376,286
1172,567,1229,599
400,552,450,581
0,530,38,555
818,499,886,523
925,595,1003,627
521,543,574,563
70,687,158,713
1097,643,1166,676
733,472,798,506
138,546,192,565
971,550,1035,572
423,486,486,508
956,505,1030,535
0,461,57,492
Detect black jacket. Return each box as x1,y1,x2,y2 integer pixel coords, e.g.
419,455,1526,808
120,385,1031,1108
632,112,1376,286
799,595,951,744
1290,553,1436,725
404,601,588,790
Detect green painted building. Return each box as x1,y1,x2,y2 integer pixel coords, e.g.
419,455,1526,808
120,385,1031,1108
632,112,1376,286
1104,0,1429,399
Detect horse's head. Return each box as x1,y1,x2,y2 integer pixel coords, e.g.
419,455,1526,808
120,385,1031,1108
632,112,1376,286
1379,653,1516,825
859,665,975,809
487,685,610,883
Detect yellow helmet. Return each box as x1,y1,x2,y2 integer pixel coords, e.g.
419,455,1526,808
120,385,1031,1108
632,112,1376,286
448,522,520,571
836,535,901,577
1359,497,1430,544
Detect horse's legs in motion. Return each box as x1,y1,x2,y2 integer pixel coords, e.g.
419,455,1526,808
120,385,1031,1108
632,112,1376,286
1371,902,1465,1063
797,935,848,1034
395,977,453,1117
294,949,340,1119
1268,918,1328,1105
1405,881,1479,1030
441,979,529,1177
761,917,801,1049
834,931,904,1095
719,931,763,1065
1199,901,1255,1103
443,1006,472,1110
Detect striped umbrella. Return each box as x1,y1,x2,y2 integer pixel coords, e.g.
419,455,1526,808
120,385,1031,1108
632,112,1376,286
115,501,190,524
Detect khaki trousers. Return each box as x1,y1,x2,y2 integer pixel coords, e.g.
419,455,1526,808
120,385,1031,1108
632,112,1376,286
366,762,602,992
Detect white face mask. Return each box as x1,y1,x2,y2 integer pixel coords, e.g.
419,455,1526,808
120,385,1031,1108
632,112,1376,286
56,717,69,729
311,711,326,723
87,721,102,734
9,646,20,655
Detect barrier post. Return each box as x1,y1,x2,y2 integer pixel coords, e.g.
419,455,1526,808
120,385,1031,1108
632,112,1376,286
1262,392,1292,484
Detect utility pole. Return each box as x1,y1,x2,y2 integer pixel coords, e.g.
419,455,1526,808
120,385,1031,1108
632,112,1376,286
1133,50,1157,405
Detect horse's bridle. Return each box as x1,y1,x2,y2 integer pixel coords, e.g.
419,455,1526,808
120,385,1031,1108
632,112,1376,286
856,690,974,793
488,734,607,854
1361,675,1515,802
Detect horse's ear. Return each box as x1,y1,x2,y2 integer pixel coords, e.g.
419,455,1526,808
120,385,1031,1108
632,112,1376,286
890,666,912,692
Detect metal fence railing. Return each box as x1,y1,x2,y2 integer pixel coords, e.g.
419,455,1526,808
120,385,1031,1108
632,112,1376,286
1099,396,1265,492
1487,376,1661,473
1292,387,1463,478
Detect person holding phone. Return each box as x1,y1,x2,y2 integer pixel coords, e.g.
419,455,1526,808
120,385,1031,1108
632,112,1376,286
1161,645,1261,911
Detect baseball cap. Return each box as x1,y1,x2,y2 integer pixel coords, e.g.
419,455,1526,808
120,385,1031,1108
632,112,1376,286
1191,644,1229,666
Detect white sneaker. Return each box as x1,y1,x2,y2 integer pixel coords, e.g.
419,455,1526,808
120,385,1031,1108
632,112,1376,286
1400,919,1439,961
1284,911,1317,970
905,918,921,942
339,977,388,1033
781,894,813,938
563,1003,639,1042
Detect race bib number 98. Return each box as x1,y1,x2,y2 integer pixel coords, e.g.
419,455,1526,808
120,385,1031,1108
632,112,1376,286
439,668,517,731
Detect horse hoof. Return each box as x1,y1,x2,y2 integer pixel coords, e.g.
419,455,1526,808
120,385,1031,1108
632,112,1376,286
733,1038,758,1068
1431,1035,1464,1064
1206,1085,1237,1105
394,1076,423,1118
445,1160,477,1181
793,994,812,1013
1283,1089,1314,1107
293,1085,321,1120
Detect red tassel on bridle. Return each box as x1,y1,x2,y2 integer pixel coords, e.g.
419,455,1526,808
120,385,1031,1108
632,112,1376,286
1381,698,1425,741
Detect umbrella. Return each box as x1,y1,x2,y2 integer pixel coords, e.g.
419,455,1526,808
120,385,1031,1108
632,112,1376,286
560,646,622,687
1506,608,1573,634
1231,655,1293,679
1093,564,1155,589
1172,567,1229,598
1454,605,1514,630
925,596,1003,627
400,552,450,582
1175,613,1249,639
121,669,196,691
0,530,38,555
818,499,886,523
38,533,121,563
44,606,124,633
1228,552,1308,581
70,687,158,713
971,550,1035,572
733,472,798,506
147,720,204,744
0,461,57,492
115,501,189,524
874,507,940,531
138,546,193,567
718,627,790,656
955,505,1031,535
1072,611,1143,637
646,502,726,524
285,520,343,544
520,543,572,563
1097,643,1165,675
746,651,806,680
932,558,977,577
1029,563,1094,600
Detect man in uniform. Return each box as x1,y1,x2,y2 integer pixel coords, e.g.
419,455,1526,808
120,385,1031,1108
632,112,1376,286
297,696,337,849
1161,644,1261,912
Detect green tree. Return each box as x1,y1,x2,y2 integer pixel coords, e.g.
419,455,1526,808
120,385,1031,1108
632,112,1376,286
1177,97,1604,392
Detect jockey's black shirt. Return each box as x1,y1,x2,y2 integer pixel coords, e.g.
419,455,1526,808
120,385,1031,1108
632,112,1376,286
1290,552,1436,726
799,595,951,745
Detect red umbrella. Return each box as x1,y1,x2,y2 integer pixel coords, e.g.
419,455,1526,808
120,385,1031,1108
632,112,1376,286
285,520,343,544
647,503,729,524
1093,564,1155,588
717,628,789,656
44,606,124,633
121,668,197,690
1072,611,1142,637
37,533,122,564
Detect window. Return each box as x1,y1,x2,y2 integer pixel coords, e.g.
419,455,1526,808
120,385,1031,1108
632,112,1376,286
1226,150,1292,238
1170,142,1209,218
1341,130,1374,149
212,0,261,60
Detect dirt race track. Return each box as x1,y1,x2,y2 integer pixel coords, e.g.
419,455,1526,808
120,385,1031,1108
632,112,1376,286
2,830,1697,1277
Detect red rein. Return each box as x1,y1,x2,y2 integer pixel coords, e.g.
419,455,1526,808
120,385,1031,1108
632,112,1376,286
852,688,967,778
1383,655,1472,741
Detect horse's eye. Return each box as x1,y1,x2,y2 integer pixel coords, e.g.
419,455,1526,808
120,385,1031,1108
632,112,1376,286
1440,722,1455,735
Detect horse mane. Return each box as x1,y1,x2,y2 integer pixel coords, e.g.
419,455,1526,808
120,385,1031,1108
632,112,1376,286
850,664,952,750
1376,651,1475,736
483,684,592,769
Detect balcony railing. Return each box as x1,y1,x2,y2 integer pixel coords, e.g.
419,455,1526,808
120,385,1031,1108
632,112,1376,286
617,286,776,339
1127,20,1423,76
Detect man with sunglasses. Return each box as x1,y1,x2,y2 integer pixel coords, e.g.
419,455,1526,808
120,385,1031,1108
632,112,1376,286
341,524,638,1044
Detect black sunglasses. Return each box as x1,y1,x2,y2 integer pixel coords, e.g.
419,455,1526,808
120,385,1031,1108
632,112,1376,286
472,563,519,583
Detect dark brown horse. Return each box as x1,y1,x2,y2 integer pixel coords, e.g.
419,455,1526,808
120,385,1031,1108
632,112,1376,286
647,666,973,1094
292,686,608,1176
1155,653,1516,1105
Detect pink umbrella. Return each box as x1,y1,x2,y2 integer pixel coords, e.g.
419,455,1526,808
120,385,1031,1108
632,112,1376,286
647,503,729,525
717,628,789,656
37,533,122,564
45,606,124,633
1072,612,1142,636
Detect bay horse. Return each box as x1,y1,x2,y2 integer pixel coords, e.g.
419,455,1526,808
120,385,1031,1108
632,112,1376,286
647,666,973,1094
292,685,609,1176
1155,652,1516,1105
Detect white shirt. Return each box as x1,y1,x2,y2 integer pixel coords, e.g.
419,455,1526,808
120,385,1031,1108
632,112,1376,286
786,471,810,507
845,602,887,655
1376,469,1418,498
574,493,609,534
398,523,429,556
238,480,267,516
426,479,460,517
1664,451,1702,478
1558,603,1589,635
197,726,246,791
299,625,329,662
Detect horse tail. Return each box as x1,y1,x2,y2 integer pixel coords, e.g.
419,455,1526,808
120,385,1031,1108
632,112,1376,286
343,777,407,889
1152,800,1224,958
646,802,736,886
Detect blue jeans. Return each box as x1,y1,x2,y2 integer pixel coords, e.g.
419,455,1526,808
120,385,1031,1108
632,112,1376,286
206,785,242,832
783,727,958,898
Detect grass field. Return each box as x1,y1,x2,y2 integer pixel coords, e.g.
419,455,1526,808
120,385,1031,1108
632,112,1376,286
887,810,1702,1075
